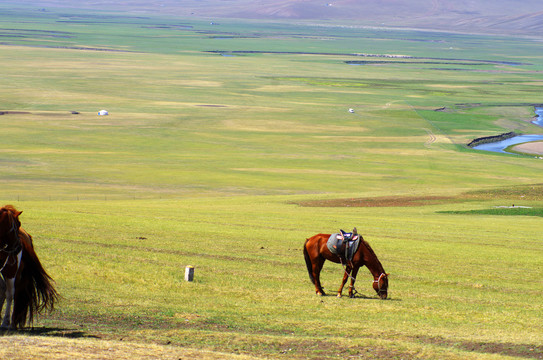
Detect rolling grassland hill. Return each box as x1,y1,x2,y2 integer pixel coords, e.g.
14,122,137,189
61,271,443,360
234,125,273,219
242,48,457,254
10,0,543,36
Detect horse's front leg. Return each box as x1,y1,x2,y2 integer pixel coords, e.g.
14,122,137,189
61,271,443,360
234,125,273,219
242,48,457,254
337,265,352,298
348,266,360,298
0,277,5,315
1,278,14,329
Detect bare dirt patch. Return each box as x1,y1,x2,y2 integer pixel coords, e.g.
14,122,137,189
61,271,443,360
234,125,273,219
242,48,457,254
414,335,542,359
0,111,31,115
0,110,79,117
273,339,419,359
511,141,543,155
294,195,455,207
294,183,543,208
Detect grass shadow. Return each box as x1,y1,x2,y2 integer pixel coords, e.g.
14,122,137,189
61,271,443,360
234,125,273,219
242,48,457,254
0,326,99,339
350,294,402,301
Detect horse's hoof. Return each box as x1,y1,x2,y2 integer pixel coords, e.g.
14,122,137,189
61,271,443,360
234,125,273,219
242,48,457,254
337,293,342,298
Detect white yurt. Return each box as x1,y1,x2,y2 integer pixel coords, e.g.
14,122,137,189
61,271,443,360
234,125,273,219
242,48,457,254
98,110,109,116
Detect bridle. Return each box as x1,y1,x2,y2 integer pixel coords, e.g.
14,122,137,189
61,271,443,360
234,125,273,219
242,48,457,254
0,211,22,273
374,273,388,295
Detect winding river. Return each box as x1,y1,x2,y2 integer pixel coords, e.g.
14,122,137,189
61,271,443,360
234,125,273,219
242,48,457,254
473,107,543,154
533,107,543,127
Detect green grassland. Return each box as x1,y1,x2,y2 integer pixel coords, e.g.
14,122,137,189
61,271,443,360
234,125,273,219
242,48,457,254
0,5,542,359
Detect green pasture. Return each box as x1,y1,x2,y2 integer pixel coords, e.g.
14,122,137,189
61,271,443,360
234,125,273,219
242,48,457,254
0,5,542,359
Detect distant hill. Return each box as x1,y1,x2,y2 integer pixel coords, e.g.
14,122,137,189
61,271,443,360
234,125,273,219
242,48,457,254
9,0,543,36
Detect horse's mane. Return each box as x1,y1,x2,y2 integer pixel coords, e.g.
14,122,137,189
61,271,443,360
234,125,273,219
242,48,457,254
361,238,385,270
1,205,22,229
2,205,19,214
361,238,376,257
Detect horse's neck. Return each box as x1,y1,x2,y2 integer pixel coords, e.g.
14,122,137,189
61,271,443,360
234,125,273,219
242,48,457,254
361,242,385,277
367,259,385,278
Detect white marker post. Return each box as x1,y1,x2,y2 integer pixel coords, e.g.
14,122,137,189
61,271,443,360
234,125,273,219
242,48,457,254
185,265,195,282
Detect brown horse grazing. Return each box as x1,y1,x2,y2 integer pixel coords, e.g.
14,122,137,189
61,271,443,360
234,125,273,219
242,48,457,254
304,232,389,299
0,205,58,329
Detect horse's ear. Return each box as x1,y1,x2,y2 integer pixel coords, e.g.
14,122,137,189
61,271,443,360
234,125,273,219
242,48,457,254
5,205,22,218
386,273,390,276
352,227,357,234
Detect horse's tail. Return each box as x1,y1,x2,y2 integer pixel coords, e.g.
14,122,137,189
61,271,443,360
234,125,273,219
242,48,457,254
12,240,58,329
303,239,315,285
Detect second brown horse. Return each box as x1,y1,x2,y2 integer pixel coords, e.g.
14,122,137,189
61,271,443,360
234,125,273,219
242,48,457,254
303,232,389,299
0,205,57,329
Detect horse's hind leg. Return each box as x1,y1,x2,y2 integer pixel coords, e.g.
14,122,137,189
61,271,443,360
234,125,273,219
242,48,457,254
312,259,326,296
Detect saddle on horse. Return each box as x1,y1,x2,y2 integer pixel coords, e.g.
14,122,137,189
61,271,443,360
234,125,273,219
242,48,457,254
326,227,360,262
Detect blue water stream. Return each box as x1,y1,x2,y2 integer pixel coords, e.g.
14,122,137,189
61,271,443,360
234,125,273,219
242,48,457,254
533,107,543,127
473,107,543,154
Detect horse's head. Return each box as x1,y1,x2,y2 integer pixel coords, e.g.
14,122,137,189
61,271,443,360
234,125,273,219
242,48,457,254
373,273,389,299
0,205,22,248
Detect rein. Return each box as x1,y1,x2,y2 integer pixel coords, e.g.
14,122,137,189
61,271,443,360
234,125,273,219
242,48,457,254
1,212,20,251
339,257,359,296
338,242,386,298
0,249,21,273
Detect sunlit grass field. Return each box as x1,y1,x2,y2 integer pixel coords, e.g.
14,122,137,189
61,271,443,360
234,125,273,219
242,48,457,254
0,5,542,359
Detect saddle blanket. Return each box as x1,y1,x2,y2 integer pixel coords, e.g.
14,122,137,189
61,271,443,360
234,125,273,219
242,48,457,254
326,233,360,261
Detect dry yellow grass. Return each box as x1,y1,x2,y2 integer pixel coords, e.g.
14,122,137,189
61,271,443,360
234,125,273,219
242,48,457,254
0,336,259,360
232,167,380,176
221,119,365,133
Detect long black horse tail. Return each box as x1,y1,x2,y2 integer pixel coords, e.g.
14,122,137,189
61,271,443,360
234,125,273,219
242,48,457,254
12,240,58,329
303,239,315,285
